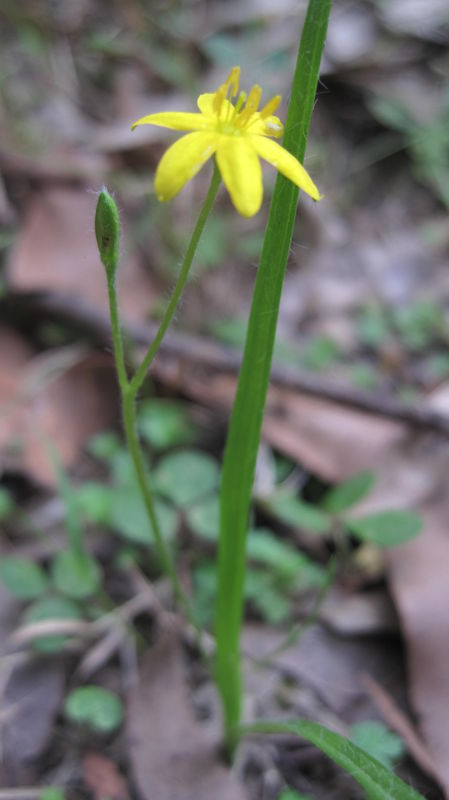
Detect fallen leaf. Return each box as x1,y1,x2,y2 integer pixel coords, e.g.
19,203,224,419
8,188,156,324
0,659,65,784
127,630,247,800
387,497,449,794
263,389,407,483
361,674,440,785
83,753,130,800
243,624,406,722
0,335,119,485
319,586,399,636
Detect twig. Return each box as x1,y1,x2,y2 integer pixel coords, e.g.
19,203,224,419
8,292,449,436
0,790,56,800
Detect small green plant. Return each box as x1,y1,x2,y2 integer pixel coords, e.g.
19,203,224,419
369,92,449,208
259,470,421,552
0,452,104,654
39,788,66,800
350,721,405,770
91,1,425,795
64,686,123,734
279,792,312,800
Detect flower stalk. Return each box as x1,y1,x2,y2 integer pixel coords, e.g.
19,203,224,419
96,178,221,618
215,0,332,756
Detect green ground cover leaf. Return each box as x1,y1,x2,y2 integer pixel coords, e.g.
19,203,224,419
350,721,405,769
264,493,331,534
0,557,49,599
24,596,82,653
154,449,220,507
52,551,101,599
65,686,123,733
347,510,422,547
322,471,375,514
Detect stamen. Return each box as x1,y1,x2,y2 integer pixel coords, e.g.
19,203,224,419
213,86,226,114
213,66,240,117
260,94,281,119
238,84,262,127
245,85,262,114
235,91,247,114
230,91,247,125
227,66,240,98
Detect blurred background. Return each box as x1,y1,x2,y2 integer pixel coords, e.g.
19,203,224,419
1,0,449,407
0,0,449,798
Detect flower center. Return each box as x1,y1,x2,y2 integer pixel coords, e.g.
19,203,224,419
212,67,282,137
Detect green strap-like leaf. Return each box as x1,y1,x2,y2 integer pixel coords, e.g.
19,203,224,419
216,0,332,753
241,720,426,800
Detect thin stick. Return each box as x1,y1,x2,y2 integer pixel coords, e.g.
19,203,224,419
21,294,449,436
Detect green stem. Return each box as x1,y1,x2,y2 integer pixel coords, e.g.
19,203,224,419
106,273,129,393
130,162,221,398
215,0,332,757
107,268,188,609
121,388,190,615
106,166,221,622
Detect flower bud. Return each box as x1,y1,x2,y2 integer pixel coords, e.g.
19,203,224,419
95,188,120,277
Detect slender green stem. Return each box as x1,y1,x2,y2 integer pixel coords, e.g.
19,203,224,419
106,270,181,605
106,167,221,623
215,0,332,756
121,388,190,615
129,162,221,398
106,274,128,393
107,273,190,613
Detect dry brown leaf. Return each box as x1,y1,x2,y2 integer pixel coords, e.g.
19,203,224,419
127,630,247,800
0,335,118,485
0,659,65,784
319,587,398,636
387,498,449,795
243,624,406,722
362,674,440,784
263,388,407,483
8,187,156,324
158,368,407,484
83,753,130,800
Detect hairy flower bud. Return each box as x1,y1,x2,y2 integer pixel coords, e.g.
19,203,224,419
95,188,120,277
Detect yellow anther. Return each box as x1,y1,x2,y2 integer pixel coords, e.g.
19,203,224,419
213,85,226,114
245,85,262,113
260,95,281,119
226,66,240,98
234,91,247,115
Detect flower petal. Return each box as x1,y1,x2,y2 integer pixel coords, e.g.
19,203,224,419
251,135,322,200
154,132,218,202
197,93,234,122
216,136,263,217
131,112,212,132
197,93,216,116
246,113,283,138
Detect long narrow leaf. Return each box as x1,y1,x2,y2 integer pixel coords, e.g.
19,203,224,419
241,720,426,800
216,0,332,750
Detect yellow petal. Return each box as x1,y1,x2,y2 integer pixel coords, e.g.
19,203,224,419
216,136,262,217
197,93,234,122
246,113,283,138
131,112,212,132
251,136,322,200
154,131,218,202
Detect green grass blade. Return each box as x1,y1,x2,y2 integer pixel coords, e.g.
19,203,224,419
240,721,425,800
216,0,332,752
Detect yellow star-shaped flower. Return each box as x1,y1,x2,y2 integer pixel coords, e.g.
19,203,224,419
132,67,322,218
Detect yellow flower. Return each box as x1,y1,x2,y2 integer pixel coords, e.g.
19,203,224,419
131,67,322,218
